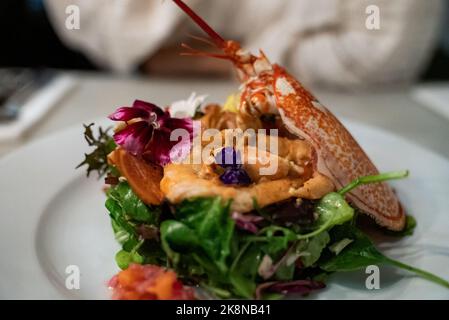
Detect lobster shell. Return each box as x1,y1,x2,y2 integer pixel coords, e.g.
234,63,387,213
273,65,406,231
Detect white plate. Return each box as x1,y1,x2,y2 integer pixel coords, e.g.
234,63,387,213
0,119,448,300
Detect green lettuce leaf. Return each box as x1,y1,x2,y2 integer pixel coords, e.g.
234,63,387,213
293,192,354,240
105,182,163,269
107,182,160,224
161,197,235,274
320,224,449,289
320,224,385,271
229,226,298,298
296,231,330,267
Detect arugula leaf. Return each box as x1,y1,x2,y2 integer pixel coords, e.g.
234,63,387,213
105,197,136,237
254,226,297,242
175,198,235,272
328,238,353,255
229,243,263,298
320,224,385,271
161,198,235,274
77,123,116,178
229,226,298,297
294,192,354,240
256,226,297,253
160,220,200,252
321,224,449,289
296,231,330,267
107,182,160,224
229,231,330,298
105,182,165,269
111,219,131,245
266,232,331,282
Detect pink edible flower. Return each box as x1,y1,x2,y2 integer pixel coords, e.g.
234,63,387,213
108,100,193,166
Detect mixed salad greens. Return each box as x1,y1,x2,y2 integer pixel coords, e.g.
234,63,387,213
78,124,449,299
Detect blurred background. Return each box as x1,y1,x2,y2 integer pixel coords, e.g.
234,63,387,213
0,0,448,156
1,0,448,81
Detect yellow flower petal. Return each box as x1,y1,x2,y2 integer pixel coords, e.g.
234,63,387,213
223,93,240,113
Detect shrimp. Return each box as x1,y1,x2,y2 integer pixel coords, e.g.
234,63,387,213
171,0,406,230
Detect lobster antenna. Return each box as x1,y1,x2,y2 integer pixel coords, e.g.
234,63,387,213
181,43,232,60
172,0,225,47
187,33,216,48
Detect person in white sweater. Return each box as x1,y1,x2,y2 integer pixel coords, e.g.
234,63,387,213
44,0,444,89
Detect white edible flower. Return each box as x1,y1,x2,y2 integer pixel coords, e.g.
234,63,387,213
170,92,208,118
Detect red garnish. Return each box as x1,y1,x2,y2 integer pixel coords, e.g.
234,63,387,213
109,264,195,300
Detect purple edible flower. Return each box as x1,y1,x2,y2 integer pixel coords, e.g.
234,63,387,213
231,212,264,234
215,147,252,186
108,100,193,166
219,168,252,186
215,147,242,169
